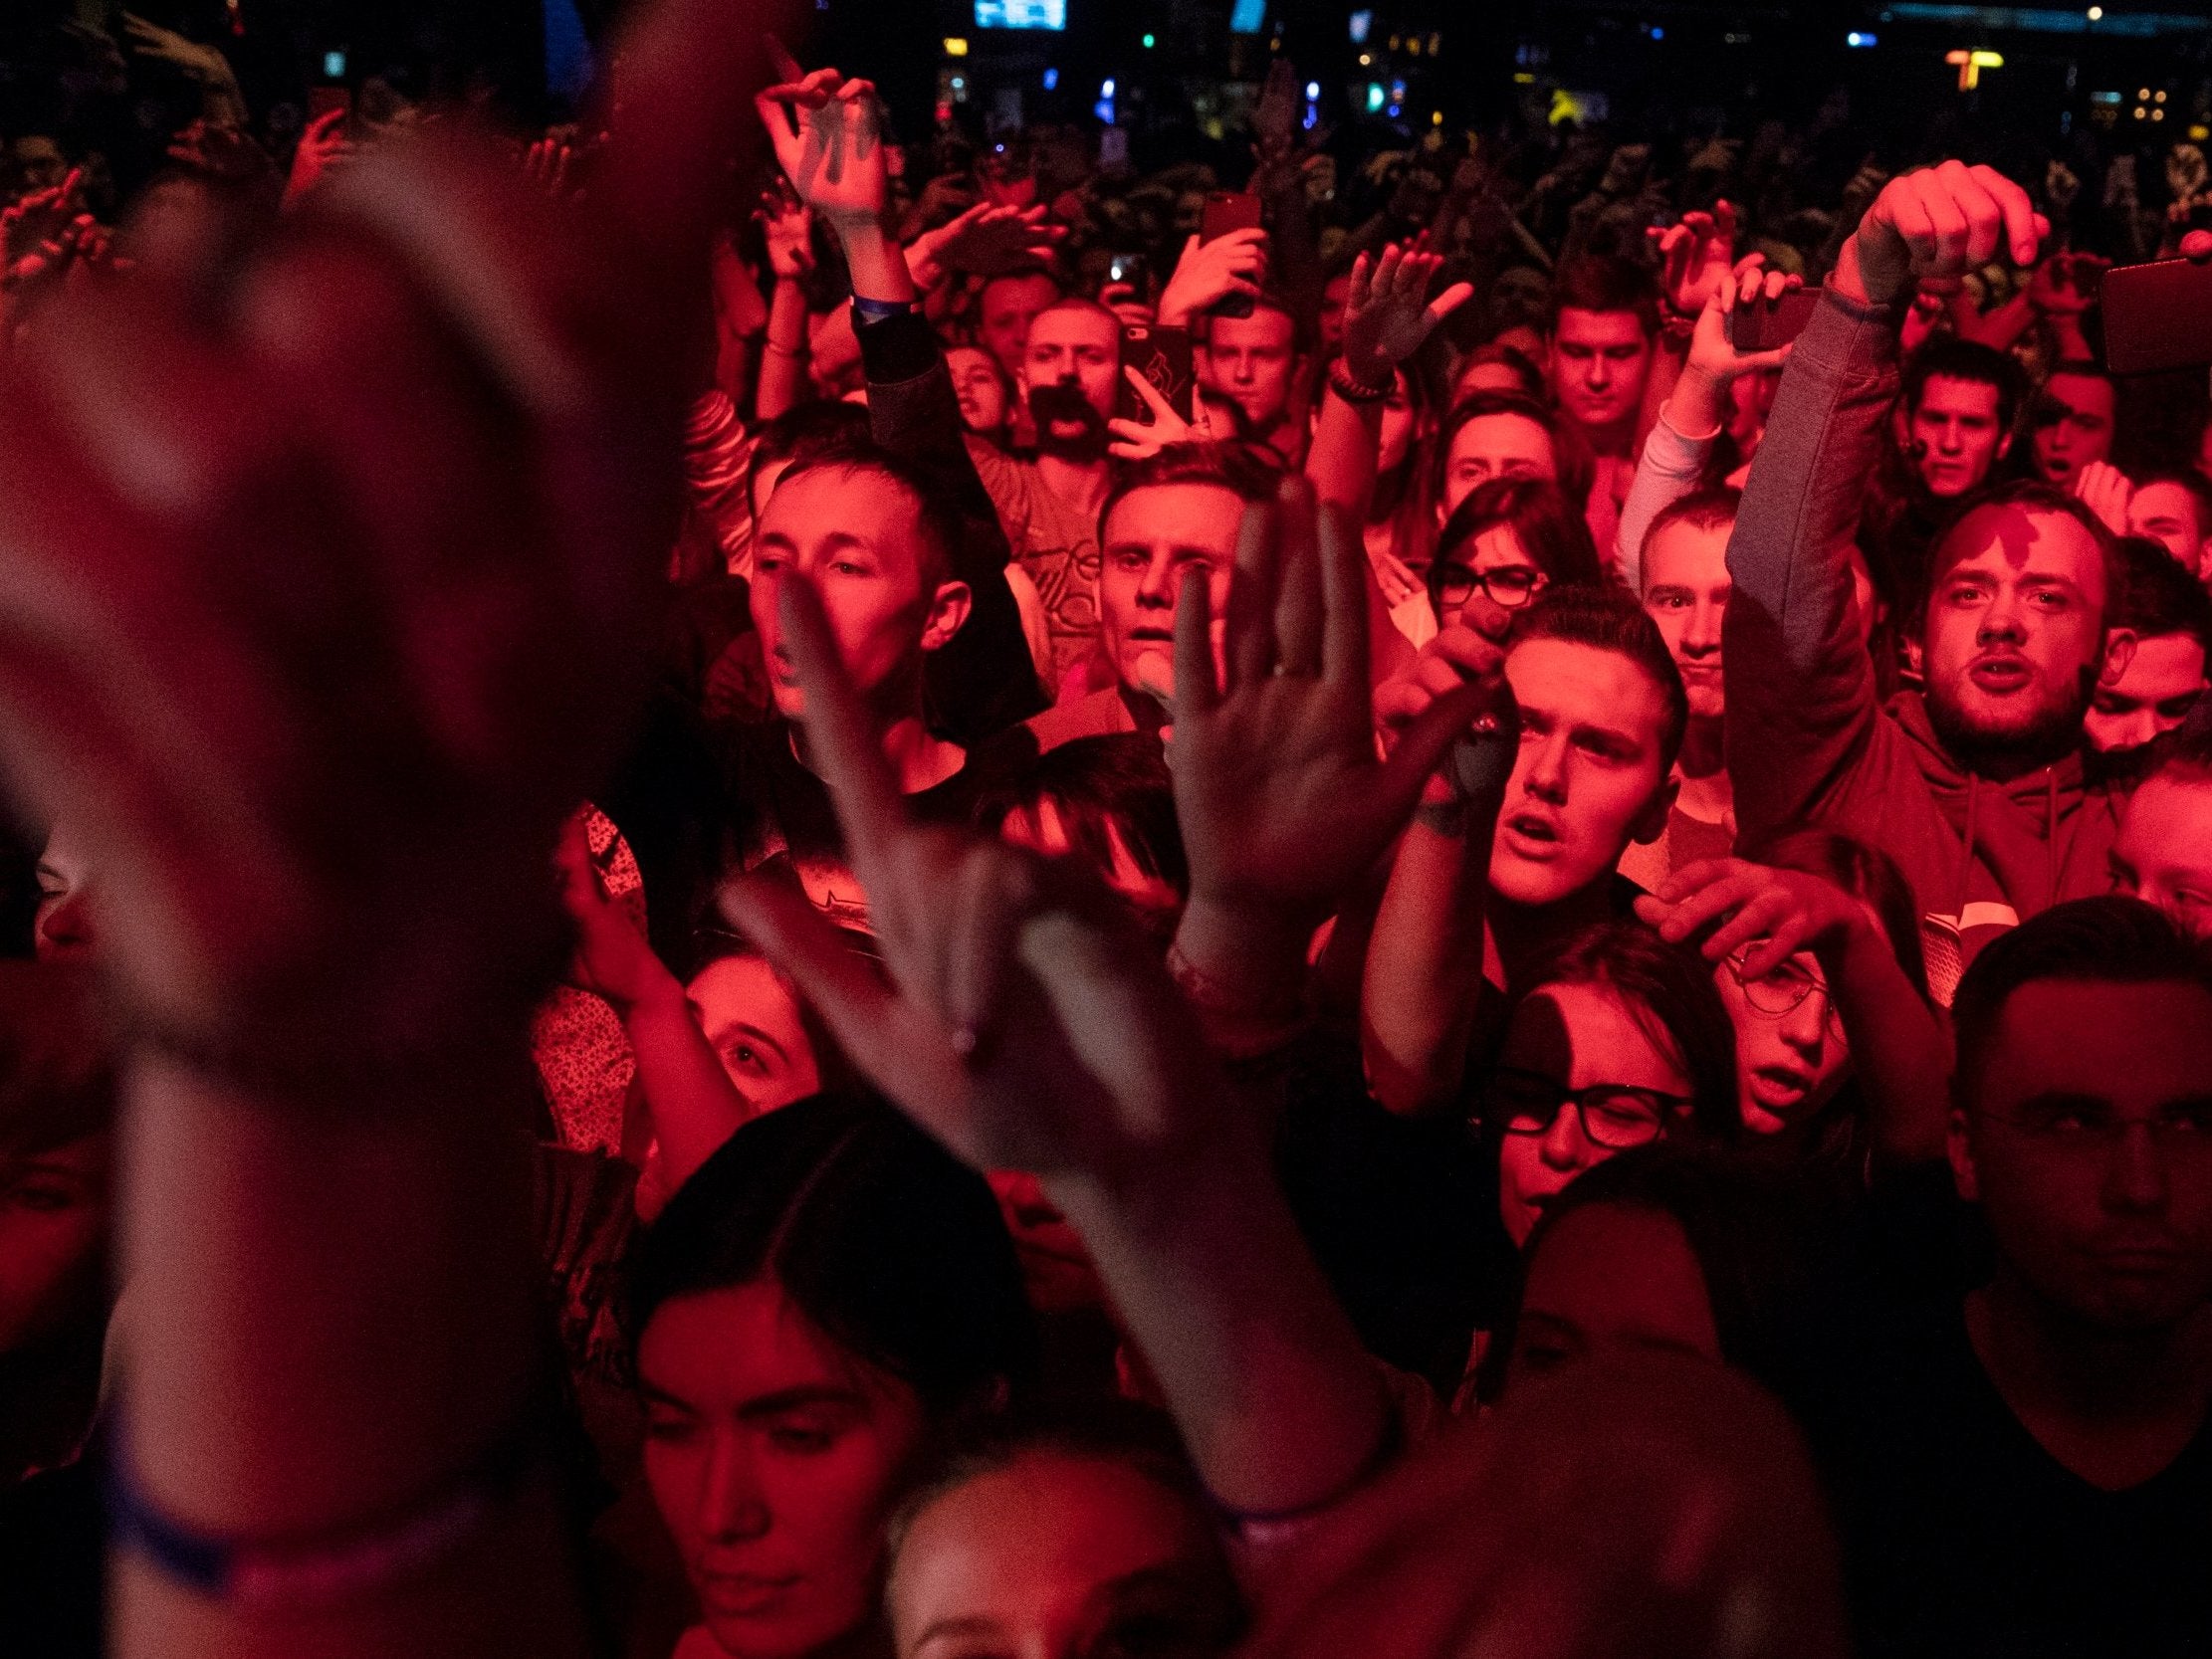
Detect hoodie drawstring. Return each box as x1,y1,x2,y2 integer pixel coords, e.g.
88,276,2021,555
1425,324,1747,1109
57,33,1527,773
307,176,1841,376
1956,772,1979,925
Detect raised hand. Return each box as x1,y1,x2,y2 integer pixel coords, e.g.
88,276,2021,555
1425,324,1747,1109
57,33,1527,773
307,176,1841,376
1157,226,1267,327
554,814,673,1009
1833,160,2045,311
121,11,247,124
282,106,356,211
1634,857,1867,977
723,572,1225,1190
1650,200,1739,317
753,50,890,230
1108,365,1207,461
2027,250,2108,316
1169,478,1494,941
2074,458,2134,537
1338,238,1474,388
1667,260,1800,436
0,6,776,1057
757,180,815,278
165,119,278,197
912,199,1064,278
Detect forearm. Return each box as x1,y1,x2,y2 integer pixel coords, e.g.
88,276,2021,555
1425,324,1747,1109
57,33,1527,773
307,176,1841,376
1362,812,1496,1116
1049,1149,1393,1516
1304,383,1385,520
1616,392,1718,588
114,1054,586,1659
1169,899,1312,1059
1822,924,1953,1167
1721,288,1894,817
622,984,754,1196
827,214,918,308
756,277,809,422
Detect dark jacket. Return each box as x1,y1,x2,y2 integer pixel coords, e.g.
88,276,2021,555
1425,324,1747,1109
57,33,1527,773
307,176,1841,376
1723,289,2120,1000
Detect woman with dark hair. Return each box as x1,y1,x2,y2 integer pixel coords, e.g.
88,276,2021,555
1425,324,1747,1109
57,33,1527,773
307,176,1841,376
882,1402,1246,1659
1425,476,1605,641
1482,919,1740,1250
631,1094,1037,1659
1478,1144,1813,1406
1636,835,1953,1169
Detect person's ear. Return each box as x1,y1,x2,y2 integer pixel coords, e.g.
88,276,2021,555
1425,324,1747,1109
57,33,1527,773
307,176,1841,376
1946,1105,1981,1202
1995,429,2013,459
2099,628,2139,690
1629,770,1678,846
920,580,973,654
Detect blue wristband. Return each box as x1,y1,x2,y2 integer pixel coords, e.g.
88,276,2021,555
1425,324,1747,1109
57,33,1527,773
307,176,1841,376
852,296,917,323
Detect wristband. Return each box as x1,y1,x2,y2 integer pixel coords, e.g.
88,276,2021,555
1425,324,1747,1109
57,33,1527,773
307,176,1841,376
108,1394,551,1607
852,296,917,323
1328,359,1394,404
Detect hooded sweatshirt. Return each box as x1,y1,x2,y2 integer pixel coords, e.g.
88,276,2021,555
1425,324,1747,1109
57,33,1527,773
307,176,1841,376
1722,288,2120,1002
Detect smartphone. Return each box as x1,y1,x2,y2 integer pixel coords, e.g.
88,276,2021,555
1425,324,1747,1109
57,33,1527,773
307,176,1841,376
1199,190,1264,318
1099,126,1130,169
2101,256,2212,375
1733,286,1821,353
1116,321,1195,423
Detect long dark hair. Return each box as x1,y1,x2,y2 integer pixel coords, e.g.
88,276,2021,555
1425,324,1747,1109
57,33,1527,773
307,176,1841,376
629,1092,1037,1414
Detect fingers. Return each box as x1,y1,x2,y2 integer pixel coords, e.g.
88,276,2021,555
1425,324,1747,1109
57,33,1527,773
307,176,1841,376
1273,477,1326,679
775,573,911,884
1425,281,1475,328
1318,500,1373,689
1968,162,2046,265
1376,680,1499,814
1228,494,1282,687
1122,362,1176,420
720,873,905,1069
599,0,793,271
1172,564,1220,717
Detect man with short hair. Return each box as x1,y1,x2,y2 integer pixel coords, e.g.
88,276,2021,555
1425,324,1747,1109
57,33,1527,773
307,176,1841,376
1727,163,2131,999
2110,726,2212,939
1625,488,1741,888
1366,587,1685,1112
2030,360,2117,492
1436,389,1590,524
2126,468,2212,583
975,268,1063,385
725,447,1005,932
1020,444,1281,753
1783,898,2212,1656
1198,297,1303,463
1546,256,1659,462
1899,337,2021,502
1546,256,1660,548
2086,537,2211,767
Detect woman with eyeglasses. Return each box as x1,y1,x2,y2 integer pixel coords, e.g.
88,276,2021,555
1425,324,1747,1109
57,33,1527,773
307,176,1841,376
1485,920,1742,1249
1424,477,1604,644
1636,831,1955,1173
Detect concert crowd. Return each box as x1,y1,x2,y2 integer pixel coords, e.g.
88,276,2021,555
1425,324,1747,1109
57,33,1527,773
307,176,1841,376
2,3,2212,1656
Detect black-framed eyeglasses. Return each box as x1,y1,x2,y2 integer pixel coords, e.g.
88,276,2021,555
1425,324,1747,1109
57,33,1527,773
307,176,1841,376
1477,1067,1692,1150
1726,950,1846,1039
1438,562,1548,612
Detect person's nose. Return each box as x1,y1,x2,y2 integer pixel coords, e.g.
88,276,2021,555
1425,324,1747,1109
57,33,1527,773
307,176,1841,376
2102,1123,2170,1217
1136,548,1179,608
2101,709,2161,752
1779,990,1830,1061
1585,356,1613,390
1521,730,1569,805
699,1432,773,1545
1538,1105,1590,1172
1978,587,2028,645
34,887,95,961
1682,599,1724,659
1231,353,1255,386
